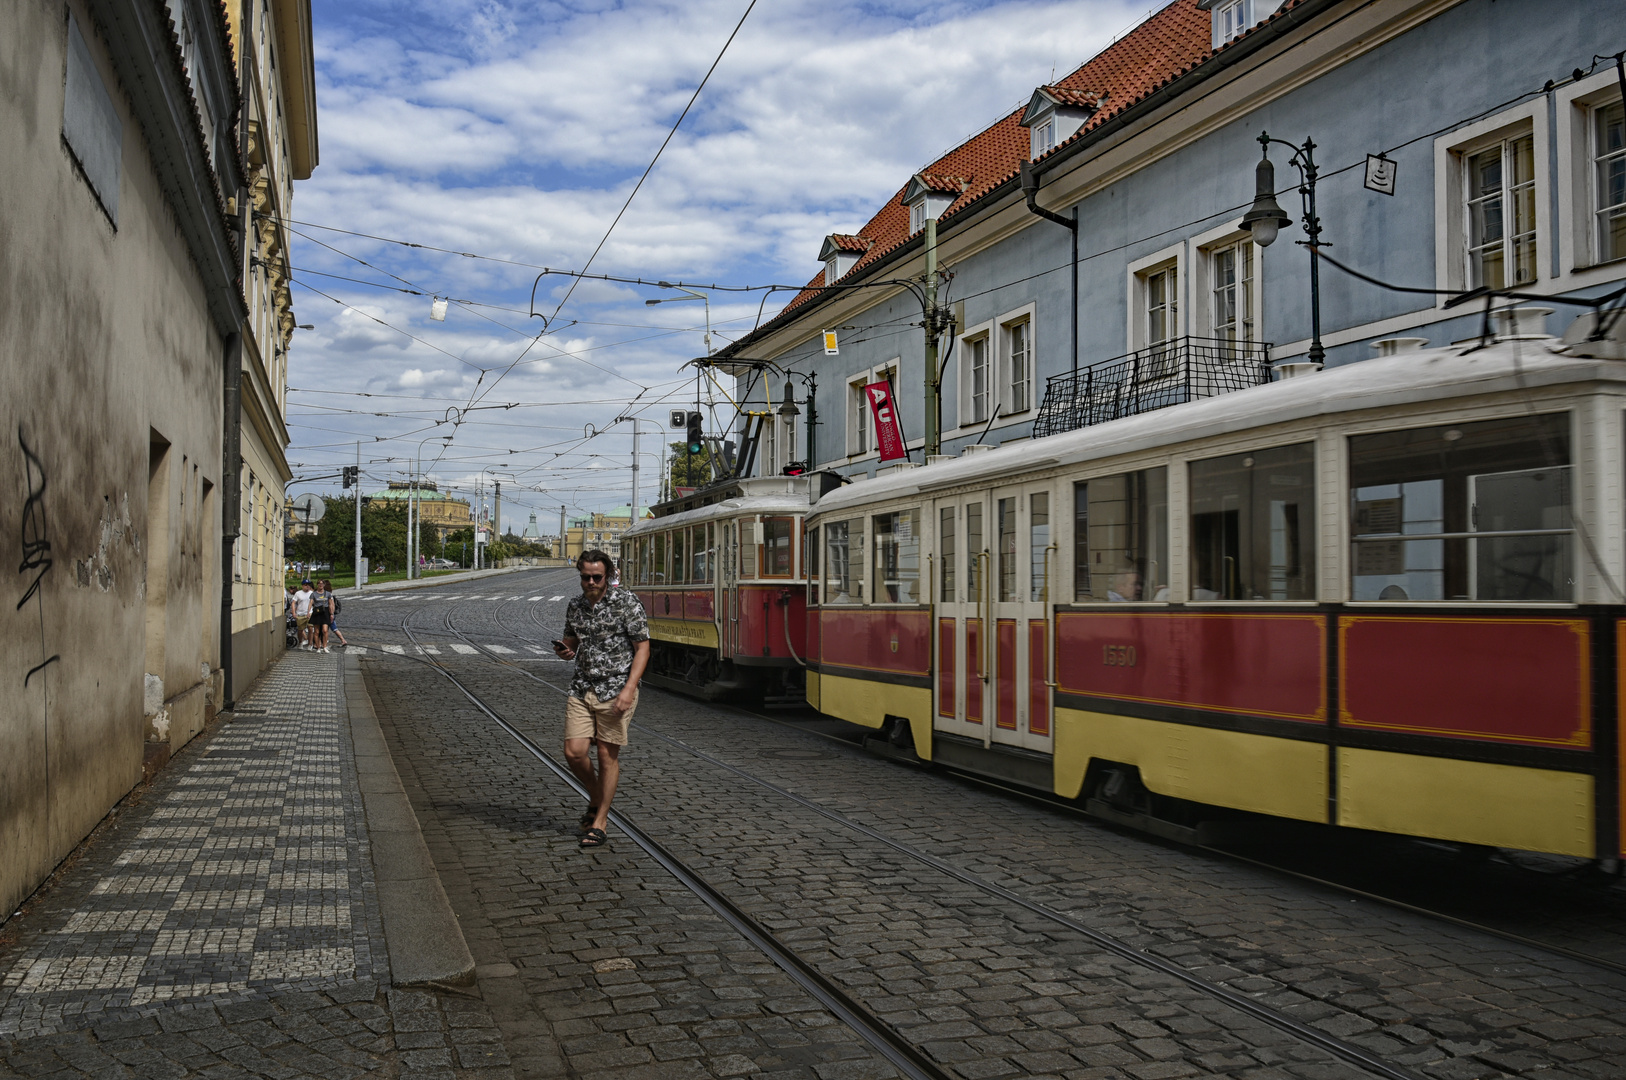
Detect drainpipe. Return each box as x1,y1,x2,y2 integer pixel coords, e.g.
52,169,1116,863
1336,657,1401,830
1020,160,1078,374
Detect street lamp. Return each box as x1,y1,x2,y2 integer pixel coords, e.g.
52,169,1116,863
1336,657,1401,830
1242,130,1324,368
645,283,713,355
776,372,818,473
410,434,453,579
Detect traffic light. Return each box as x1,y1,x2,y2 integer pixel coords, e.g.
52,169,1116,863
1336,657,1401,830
342,466,358,488
685,411,704,455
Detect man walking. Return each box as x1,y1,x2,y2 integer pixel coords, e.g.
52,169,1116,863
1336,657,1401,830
292,579,315,649
552,549,648,849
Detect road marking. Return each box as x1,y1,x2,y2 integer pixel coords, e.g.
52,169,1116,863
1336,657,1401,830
450,643,478,655
383,644,405,655
486,645,515,654
548,595,564,601
527,596,542,601
525,645,546,653
420,645,440,654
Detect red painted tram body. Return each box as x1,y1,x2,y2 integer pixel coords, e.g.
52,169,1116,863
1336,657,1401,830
802,335,1626,861
622,477,812,699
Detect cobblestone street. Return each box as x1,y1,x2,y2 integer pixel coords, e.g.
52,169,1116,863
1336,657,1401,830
6,571,1626,1080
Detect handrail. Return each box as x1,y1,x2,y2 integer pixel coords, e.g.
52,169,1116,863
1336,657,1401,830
1043,542,1058,691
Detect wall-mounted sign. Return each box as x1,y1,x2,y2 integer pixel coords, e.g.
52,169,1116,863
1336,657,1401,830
1364,154,1397,196
822,330,839,355
864,380,907,462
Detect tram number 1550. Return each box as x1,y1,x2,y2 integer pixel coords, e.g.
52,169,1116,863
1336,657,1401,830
1102,644,1138,667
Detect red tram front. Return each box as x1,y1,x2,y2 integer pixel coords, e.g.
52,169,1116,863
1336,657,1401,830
622,476,812,700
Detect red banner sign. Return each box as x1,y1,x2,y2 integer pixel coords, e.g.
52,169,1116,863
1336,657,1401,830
864,381,907,462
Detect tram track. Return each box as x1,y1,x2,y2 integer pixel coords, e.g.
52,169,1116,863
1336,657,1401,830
374,601,1429,1080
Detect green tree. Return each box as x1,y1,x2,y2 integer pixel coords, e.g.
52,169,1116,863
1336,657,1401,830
668,440,719,492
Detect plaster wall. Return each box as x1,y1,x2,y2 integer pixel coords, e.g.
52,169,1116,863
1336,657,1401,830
0,0,225,916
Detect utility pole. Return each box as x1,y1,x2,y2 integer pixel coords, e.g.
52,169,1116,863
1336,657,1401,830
630,425,639,526
923,214,942,457
559,506,567,561
353,442,363,590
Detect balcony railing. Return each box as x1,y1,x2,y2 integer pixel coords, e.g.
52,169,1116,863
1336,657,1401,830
1031,336,1272,439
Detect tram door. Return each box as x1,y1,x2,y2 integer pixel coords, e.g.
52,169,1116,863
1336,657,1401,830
989,483,1055,752
933,496,988,740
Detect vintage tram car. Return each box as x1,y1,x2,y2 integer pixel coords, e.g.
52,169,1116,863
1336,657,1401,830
623,476,813,700
803,321,1626,861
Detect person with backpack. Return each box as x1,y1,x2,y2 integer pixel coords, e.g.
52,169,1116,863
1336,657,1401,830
310,579,332,652
324,579,347,649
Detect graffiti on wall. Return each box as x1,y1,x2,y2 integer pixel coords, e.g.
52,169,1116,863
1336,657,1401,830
18,427,60,687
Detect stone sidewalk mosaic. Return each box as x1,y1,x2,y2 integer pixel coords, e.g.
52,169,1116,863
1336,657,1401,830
0,651,387,1038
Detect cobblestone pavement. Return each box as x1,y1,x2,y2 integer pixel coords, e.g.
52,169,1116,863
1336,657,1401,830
337,573,1626,1080
0,650,513,1079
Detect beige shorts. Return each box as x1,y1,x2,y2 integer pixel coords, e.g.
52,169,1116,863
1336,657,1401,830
296,615,311,632
564,690,637,745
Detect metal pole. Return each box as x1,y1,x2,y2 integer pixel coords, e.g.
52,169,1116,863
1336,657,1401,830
354,442,363,590
408,467,416,580
1300,138,1325,366
631,425,639,525
923,215,940,457
806,372,817,467
559,506,567,561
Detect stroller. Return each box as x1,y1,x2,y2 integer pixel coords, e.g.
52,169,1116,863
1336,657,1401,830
285,609,300,649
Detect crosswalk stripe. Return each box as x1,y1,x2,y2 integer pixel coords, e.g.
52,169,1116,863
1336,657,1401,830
527,596,542,601
525,645,546,653
548,595,564,601
421,645,440,654
486,645,515,654
383,644,404,655
450,643,477,655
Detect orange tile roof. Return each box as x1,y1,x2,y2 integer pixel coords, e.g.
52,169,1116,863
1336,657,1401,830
765,0,1226,322
1036,85,1105,110
824,234,872,254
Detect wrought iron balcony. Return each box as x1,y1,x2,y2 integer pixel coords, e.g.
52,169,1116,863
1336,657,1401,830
1032,336,1272,439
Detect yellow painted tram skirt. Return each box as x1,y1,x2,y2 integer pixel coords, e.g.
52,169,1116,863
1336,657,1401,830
1054,708,1328,823
817,672,934,761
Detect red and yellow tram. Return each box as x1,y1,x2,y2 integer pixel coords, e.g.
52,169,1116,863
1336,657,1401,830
802,331,1626,861
623,477,813,699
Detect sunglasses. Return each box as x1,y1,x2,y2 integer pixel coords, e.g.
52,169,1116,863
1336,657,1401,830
580,573,605,583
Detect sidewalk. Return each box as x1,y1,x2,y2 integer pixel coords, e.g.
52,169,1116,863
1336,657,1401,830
0,651,505,1079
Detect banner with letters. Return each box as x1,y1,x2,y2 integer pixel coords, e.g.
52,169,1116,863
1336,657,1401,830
864,380,908,462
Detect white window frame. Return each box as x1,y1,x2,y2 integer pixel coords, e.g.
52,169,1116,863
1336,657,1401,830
908,201,926,235
825,256,840,286
846,360,900,460
1434,101,1549,300
1192,220,1264,352
958,320,993,428
1031,116,1056,159
1556,69,1626,280
1211,0,1251,48
1126,242,1186,355
999,303,1037,415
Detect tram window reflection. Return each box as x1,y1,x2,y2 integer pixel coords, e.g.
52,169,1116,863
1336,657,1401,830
807,526,820,603
966,503,983,598
825,519,862,603
940,507,957,602
763,517,795,577
1190,445,1314,600
652,532,667,585
1074,468,1169,601
1030,493,1050,601
672,528,688,585
873,509,920,603
997,498,1017,602
1349,414,1571,601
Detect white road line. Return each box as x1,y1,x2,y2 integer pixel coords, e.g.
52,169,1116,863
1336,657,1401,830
527,596,542,601
486,645,515,654
525,645,546,653
450,643,478,655
383,644,405,655
548,595,564,601
421,645,440,654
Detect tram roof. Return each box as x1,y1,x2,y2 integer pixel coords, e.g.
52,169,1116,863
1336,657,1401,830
625,482,812,537
808,337,1626,518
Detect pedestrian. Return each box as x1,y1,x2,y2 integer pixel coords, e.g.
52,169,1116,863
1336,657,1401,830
324,579,347,648
310,578,332,652
552,549,648,849
284,583,299,649
293,578,315,649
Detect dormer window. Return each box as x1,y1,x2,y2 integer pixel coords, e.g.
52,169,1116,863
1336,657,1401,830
1019,86,1101,161
1203,0,1256,47
819,234,869,285
902,174,965,236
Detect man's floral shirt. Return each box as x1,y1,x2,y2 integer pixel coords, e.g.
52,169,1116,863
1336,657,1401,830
563,586,649,700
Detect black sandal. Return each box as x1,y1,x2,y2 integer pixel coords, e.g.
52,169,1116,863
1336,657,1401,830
579,806,598,832
579,828,608,849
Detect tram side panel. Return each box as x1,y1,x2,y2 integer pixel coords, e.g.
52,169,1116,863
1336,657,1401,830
732,584,808,664
815,606,934,754
1337,614,1596,858
1051,611,1330,823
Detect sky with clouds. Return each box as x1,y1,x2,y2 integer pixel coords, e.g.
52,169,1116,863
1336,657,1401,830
288,0,1148,526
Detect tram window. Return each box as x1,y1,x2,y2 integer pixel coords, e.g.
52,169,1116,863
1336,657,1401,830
672,528,687,585
808,526,820,603
763,517,795,577
689,525,709,584
740,519,758,578
1029,493,1050,601
997,498,1017,602
1074,469,1169,602
966,502,983,598
940,508,956,602
825,519,862,603
873,509,920,603
1349,414,1571,601
1191,445,1314,600
652,532,667,585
